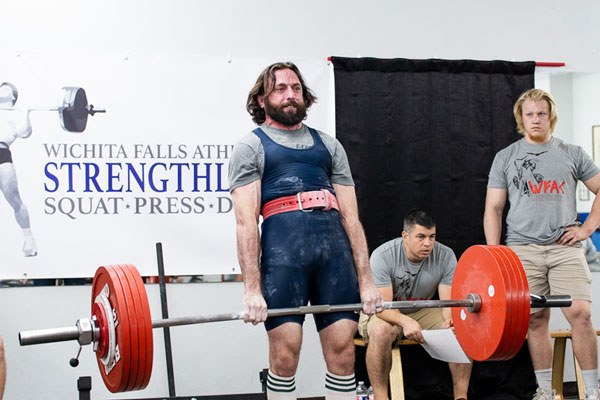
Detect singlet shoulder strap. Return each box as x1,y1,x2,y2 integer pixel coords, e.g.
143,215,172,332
305,126,324,146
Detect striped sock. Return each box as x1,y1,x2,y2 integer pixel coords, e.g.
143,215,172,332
266,370,296,400
325,371,356,399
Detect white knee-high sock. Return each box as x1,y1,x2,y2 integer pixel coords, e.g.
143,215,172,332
325,371,356,400
267,370,296,400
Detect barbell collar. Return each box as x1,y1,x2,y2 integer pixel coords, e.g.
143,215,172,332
88,105,106,116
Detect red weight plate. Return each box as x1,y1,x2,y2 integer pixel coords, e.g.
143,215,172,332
496,246,528,359
497,246,531,342
452,245,515,361
486,246,527,359
126,264,154,390
118,264,152,391
500,246,530,358
104,265,135,392
117,264,145,391
478,245,527,360
110,265,141,391
481,246,519,360
495,246,530,335
91,266,132,393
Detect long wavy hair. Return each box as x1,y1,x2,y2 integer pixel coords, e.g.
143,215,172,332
246,62,317,125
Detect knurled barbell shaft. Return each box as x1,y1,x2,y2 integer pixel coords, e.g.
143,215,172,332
151,298,478,329
151,294,572,328
19,294,572,346
152,300,473,328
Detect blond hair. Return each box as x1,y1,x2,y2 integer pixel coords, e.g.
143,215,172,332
513,88,558,135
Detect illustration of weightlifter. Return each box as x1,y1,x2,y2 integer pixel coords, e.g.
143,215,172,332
0,82,37,257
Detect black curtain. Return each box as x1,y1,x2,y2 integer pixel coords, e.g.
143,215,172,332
332,57,535,257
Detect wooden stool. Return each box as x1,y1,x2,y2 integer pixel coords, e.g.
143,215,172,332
550,330,600,400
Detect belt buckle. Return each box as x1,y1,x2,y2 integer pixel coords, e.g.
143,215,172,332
297,192,313,213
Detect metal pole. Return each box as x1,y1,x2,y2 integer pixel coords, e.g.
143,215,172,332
156,242,176,397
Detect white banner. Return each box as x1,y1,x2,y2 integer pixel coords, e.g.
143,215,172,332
0,54,334,279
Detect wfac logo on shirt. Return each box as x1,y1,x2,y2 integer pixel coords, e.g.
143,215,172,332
512,151,566,197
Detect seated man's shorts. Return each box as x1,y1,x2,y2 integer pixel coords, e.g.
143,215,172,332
358,308,445,342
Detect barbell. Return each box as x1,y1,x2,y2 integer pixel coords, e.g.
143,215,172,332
18,245,572,393
0,87,105,133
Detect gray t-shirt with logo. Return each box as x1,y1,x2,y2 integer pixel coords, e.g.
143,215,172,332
370,238,456,313
487,137,599,245
228,124,354,192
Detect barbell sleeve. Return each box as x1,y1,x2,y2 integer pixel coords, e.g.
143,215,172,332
530,294,572,308
19,326,80,346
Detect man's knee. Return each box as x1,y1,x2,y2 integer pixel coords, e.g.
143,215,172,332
564,300,593,324
269,351,300,377
529,309,550,330
367,319,397,347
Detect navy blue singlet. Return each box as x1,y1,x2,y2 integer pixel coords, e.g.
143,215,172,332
253,126,360,331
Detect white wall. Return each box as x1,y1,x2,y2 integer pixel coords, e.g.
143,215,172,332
6,1,600,71
3,1,600,399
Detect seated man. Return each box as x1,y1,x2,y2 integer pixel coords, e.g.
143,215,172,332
358,210,472,400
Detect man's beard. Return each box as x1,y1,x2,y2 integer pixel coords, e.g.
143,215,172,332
264,98,307,127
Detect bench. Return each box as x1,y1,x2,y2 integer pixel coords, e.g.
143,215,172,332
355,330,600,400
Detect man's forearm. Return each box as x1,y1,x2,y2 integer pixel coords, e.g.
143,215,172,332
582,193,600,237
483,210,503,245
236,224,261,292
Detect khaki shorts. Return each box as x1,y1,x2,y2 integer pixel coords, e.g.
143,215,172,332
509,243,592,311
358,308,445,342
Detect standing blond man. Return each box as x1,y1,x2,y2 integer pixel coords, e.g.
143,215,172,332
484,88,600,400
